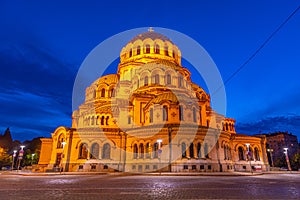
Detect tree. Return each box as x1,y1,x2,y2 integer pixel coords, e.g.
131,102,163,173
0,147,11,169
291,152,300,170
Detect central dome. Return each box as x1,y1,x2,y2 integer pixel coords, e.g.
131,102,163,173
129,30,174,44
119,28,181,66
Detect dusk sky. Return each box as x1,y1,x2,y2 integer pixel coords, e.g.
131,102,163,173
1,1,300,141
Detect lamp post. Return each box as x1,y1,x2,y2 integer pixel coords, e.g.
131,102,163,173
267,148,274,167
60,141,66,173
168,127,172,172
157,139,162,174
31,153,35,166
245,143,252,173
17,145,25,172
283,148,292,171
11,150,17,171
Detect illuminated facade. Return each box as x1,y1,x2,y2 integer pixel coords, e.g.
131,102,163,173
38,30,268,173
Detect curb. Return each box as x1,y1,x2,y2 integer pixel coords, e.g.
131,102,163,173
1,171,265,177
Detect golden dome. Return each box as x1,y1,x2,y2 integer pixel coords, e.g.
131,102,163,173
129,31,174,44
119,29,181,65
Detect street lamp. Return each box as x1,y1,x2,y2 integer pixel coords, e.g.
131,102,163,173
168,127,172,172
11,150,17,171
245,143,252,173
283,148,292,171
60,141,67,173
267,148,274,167
157,139,162,174
31,153,35,166
17,145,25,172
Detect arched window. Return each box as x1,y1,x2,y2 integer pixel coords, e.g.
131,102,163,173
228,147,232,160
90,143,99,159
145,44,150,54
133,144,138,159
179,105,184,121
93,90,96,98
127,116,131,124
181,142,187,158
153,143,158,158
96,116,99,125
129,48,132,57
79,143,88,159
163,105,168,121
172,50,176,58
101,88,105,97
101,116,105,125
144,76,148,86
249,148,254,161
238,147,244,160
254,147,260,161
57,134,64,149
102,143,111,159
154,74,159,84
197,142,201,158
110,88,115,97
166,74,171,85
136,45,141,55
139,143,144,158
189,143,194,158
225,123,228,131
224,145,227,160
91,116,94,125
178,76,183,87
204,143,209,158
199,106,202,126
155,44,160,54
149,108,153,123
164,46,169,56
193,107,197,122
106,116,109,125
146,143,151,158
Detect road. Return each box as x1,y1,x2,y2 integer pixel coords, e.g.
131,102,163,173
0,173,299,199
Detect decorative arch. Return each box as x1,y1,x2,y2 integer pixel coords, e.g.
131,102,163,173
56,133,65,149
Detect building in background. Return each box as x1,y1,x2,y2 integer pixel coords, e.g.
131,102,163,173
38,30,268,173
262,132,299,169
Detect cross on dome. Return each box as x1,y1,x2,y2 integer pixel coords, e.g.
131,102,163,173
148,27,154,32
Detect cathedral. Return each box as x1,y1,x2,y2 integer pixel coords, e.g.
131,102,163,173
38,30,268,173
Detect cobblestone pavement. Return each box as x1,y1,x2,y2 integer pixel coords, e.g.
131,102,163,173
0,173,299,199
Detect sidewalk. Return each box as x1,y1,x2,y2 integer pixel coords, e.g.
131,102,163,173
1,171,263,176
1,170,299,177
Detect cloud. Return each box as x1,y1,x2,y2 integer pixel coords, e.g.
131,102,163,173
0,43,76,141
235,115,300,139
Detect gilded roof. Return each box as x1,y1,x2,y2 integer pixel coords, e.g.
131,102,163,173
146,92,194,108
144,59,182,71
129,31,174,44
95,74,119,86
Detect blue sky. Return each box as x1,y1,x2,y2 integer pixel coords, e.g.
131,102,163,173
0,1,300,141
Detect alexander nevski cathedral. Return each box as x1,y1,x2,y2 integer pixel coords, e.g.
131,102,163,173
38,29,268,173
